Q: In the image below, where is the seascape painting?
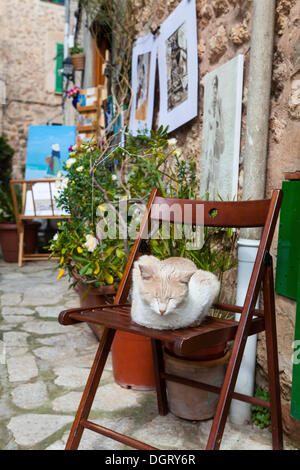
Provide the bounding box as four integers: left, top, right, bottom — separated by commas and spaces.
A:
200, 55, 244, 201
24, 125, 76, 180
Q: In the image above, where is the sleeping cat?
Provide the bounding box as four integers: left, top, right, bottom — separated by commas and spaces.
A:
131, 255, 220, 330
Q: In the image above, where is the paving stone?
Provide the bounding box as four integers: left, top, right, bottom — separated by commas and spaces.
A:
0, 293, 22, 306
1, 315, 35, 324
52, 383, 143, 413
7, 414, 73, 447
36, 326, 96, 349
133, 413, 199, 450
11, 382, 48, 409
35, 305, 65, 318
6, 347, 29, 358
20, 286, 65, 306
53, 365, 111, 388
0, 307, 34, 317
6, 354, 38, 382
47, 416, 133, 450
20, 319, 66, 335
3, 331, 29, 346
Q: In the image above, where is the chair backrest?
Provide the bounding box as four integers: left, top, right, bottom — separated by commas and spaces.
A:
114, 188, 283, 308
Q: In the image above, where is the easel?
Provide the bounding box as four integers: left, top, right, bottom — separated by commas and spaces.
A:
10, 179, 70, 267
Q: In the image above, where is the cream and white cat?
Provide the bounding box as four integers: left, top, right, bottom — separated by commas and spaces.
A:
131, 255, 220, 330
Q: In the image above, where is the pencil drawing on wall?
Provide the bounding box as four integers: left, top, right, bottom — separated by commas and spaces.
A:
200, 55, 244, 201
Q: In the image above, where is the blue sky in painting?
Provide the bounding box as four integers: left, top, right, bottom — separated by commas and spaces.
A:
25, 125, 76, 179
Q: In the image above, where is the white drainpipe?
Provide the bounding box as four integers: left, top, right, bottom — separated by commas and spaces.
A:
230, 239, 259, 424
229, 0, 276, 424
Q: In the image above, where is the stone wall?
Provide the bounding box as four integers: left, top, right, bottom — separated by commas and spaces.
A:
134, 0, 300, 446
0, 0, 65, 178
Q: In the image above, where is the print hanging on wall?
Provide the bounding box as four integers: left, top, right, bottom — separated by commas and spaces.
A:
200, 54, 244, 201
158, 0, 198, 133
129, 33, 157, 136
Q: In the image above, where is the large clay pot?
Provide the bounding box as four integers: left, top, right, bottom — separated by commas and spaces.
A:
111, 331, 156, 391
0, 221, 40, 262
164, 348, 230, 421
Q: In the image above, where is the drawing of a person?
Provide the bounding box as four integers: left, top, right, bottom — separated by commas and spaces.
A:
45, 144, 62, 177
204, 75, 225, 198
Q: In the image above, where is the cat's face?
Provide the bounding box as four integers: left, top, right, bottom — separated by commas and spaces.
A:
138, 264, 193, 316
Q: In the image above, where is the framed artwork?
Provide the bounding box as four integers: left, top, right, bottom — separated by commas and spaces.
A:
157, 0, 198, 133
200, 54, 244, 201
24, 125, 76, 180
129, 33, 157, 136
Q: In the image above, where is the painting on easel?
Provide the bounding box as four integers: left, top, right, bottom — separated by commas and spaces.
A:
24, 125, 76, 180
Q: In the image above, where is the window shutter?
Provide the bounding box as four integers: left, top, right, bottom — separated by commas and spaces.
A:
55, 43, 64, 94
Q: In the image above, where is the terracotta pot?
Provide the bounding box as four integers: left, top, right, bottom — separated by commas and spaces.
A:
112, 331, 156, 391
76, 281, 115, 308
75, 281, 115, 342
71, 53, 85, 71
164, 348, 230, 421
0, 221, 40, 263
165, 340, 227, 361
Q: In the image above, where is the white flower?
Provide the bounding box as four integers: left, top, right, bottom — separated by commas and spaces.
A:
167, 138, 177, 146
53, 233, 58, 241
83, 234, 98, 252
72, 144, 77, 151
76, 165, 84, 172
55, 177, 69, 191
173, 148, 182, 157
66, 158, 76, 168
57, 170, 63, 178
111, 174, 117, 181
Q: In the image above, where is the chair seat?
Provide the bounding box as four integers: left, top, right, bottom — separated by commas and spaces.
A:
59, 304, 265, 356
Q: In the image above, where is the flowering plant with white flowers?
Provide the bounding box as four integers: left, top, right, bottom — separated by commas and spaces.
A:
48, 128, 236, 291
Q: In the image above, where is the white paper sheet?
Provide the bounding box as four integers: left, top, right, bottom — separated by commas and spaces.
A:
24, 182, 69, 216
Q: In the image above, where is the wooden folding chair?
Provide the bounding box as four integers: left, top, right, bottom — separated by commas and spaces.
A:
59, 188, 283, 450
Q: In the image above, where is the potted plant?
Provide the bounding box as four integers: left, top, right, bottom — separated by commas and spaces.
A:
0, 137, 40, 262
49, 129, 238, 397
70, 43, 85, 71
66, 86, 81, 109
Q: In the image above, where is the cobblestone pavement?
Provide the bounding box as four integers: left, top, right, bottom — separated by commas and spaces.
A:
0, 260, 294, 450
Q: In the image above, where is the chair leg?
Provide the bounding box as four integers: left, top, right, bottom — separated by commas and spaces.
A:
65, 327, 116, 450
151, 339, 168, 416
263, 263, 283, 450
18, 223, 24, 267
206, 308, 255, 450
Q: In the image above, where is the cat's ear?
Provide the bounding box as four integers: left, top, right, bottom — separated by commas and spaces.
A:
180, 271, 194, 284
139, 264, 154, 280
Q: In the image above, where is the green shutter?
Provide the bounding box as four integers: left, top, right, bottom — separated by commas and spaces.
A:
275, 181, 300, 300
55, 43, 64, 94
275, 180, 300, 422
291, 272, 300, 423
